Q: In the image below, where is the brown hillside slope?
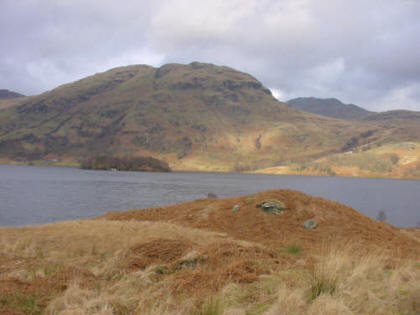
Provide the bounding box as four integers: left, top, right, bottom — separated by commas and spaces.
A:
0, 63, 418, 178
255, 111, 420, 179
0, 62, 388, 172
1, 190, 419, 314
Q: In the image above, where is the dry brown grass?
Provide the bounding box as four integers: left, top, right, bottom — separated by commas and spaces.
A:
255, 142, 420, 180
1, 190, 419, 314
266, 243, 420, 315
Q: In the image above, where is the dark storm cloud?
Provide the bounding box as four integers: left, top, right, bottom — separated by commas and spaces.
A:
1, 0, 419, 111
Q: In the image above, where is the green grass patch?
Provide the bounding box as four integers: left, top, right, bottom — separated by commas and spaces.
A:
155, 265, 171, 275
286, 244, 302, 254
0, 294, 41, 315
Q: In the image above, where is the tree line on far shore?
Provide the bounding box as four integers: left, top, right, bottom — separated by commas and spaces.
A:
80, 155, 171, 172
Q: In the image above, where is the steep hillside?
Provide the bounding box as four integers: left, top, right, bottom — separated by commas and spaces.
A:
0, 62, 366, 171
287, 97, 372, 120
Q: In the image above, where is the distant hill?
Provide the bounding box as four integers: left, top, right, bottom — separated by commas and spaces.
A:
0, 89, 24, 99
0, 62, 418, 178
363, 110, 420, 121
0, 90, 26, 110
287, 97, 373, 120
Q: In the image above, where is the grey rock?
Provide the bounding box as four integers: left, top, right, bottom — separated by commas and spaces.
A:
233, 205, 240, 212
256, 199, 286, 214
303, 219, 317, 229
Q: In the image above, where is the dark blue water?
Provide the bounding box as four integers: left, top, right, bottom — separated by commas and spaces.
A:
0, 164, 418, 227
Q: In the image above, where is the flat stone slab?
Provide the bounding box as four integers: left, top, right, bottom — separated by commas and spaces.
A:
256, 199, 286, 214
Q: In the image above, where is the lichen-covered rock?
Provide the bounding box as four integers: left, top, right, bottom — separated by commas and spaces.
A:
256, 199, 286, 214
233, 205, 240, 212
303, 219, 317, 229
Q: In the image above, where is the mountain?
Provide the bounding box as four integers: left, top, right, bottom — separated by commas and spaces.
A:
287, 97, 373, 120
0, 89, 24, 99
0, 62, 365, 170
363, 109, 420, 121
0, 62, 418, 178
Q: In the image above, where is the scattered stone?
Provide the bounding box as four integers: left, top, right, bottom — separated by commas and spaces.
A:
256, 199, 286, 214
207, 192, 218, 199
233, 205, 240, 212
303, 219, 317, 229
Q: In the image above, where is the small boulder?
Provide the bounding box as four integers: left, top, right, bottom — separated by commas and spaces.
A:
207, 192, 218, 199
233, 205, 240, 212
256, 199, 286, 214
303, 219, 317, 229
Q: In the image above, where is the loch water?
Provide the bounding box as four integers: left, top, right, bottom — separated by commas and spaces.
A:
0, 164, 418, 227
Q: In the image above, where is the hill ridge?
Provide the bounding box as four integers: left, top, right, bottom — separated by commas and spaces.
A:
287, 96, 373, 120
0, 89, 24, 99
0, 62, 418, 178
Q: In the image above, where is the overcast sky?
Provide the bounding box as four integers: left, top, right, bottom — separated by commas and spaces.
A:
1, 0, 419, 111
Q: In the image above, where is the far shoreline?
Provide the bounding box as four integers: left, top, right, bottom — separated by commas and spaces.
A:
0, 159, 419, 181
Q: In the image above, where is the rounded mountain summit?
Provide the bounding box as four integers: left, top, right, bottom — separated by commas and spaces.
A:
0, 62, 417, 174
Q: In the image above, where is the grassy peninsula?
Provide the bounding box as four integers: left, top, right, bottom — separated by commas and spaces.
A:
0, 190, 418, 314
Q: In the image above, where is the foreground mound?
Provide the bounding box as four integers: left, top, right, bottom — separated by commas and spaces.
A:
0, 190, 419, 314
101, 189, 419, 258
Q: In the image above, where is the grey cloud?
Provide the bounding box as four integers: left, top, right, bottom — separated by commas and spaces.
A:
0, 0, 419, 111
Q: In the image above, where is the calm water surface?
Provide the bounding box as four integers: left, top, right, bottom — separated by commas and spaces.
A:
0, 164, 418, 227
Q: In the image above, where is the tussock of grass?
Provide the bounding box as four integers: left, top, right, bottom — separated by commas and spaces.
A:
266, 243, 420, 315
197, 296, 224, 315
1, 227, 419, 314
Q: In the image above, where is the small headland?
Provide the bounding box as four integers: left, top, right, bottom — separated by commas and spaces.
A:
0, 190, 418, 314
